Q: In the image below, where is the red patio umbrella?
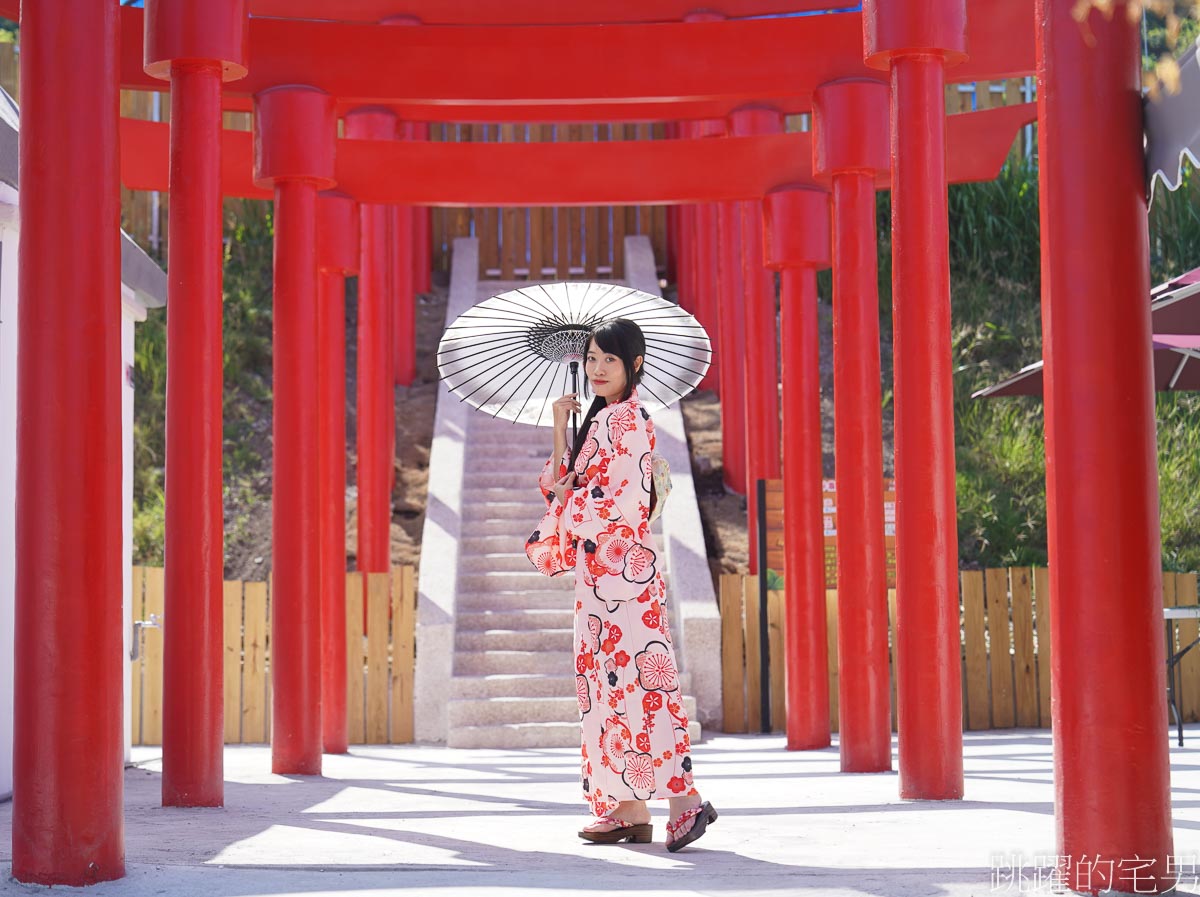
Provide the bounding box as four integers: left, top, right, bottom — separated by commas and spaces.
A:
973, 266, 1200, 398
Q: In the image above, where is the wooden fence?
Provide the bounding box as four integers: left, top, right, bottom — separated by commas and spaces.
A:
129, 565, 418, 745
720, 568, 1199, 734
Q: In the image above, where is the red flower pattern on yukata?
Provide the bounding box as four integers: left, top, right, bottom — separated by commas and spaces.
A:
523, 388, 698, 819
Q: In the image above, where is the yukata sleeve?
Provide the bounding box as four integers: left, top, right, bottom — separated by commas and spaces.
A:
526, 448, 576, 577
563, 407, 653, 546
563, 407, 658, 603
537, 448, 570, 508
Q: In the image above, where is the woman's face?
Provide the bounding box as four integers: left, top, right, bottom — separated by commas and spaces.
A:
586, 338, 641, 402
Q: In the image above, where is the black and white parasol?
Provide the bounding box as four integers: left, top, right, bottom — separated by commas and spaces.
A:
436, 281, 712, 433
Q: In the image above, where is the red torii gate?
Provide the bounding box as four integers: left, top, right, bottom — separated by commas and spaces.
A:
11, 1, 1173, 894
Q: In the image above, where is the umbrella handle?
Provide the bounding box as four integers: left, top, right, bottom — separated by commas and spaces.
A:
569, 360, 579, 445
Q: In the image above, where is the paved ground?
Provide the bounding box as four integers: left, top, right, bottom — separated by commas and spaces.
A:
1, 729, 1199, 896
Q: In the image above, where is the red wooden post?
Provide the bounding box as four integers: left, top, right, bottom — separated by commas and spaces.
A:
863, 0, 965, 800
392, 123, 416, 386
13, 0, 125, 884
345, 108, 398, 587
731, 106, 784, 575
144, 0, 248, 810
317, 191, 359, 755
813, 78, 893, 773
1038, 2, 1175, 891
763, 186, 832, 750
254, 85, 336, 775
692, 118, 724, 395
664, 122, 681, 281
716, 193, 748, 495
410, 122, 433, 296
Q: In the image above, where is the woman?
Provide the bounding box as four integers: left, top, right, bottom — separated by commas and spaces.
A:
525, 317, 718, 852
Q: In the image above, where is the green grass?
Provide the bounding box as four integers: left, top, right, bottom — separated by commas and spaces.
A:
131, 198, 276, 570
948, 158, 1200, 571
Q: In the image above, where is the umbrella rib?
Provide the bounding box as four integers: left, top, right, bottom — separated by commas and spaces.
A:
1169, 353, 1189, 390
588, 284, 640, 319
438, 336, 535, 367
598, 293, 668, 319
475, 351, 549, 412
463, 302, 546, 324
458, 349, 546, 403
521, 285, 574, 327
636, 377, 674, 407
644, 338, 713, 357
512, 354, 561, 425
440, 343, 533, 388
644, 375, 689, 402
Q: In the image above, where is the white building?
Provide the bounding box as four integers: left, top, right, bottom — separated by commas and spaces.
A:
0, 87, 167, 798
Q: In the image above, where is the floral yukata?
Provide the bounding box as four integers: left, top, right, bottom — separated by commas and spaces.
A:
525, 387, 699, 818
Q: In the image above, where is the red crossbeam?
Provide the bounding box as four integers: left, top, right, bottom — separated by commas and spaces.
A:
91, 3, 1034, 122
247, 0, 836, 25
119, 103, 1035, 204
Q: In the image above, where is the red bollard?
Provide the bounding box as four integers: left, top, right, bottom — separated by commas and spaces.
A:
317, 191, 359, 755
716, 197, 748, 495
345, 108, 399, 587
14, 0, 125, 883
863, 0, 965, 800
144, 0, 248, 810
763, 186, 832, 750
1038, 1, 1175, 891
731, 105, 785, 575
813, 78, 893, 773
254, 85, 337, 775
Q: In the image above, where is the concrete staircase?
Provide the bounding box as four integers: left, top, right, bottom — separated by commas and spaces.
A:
443, 283, 702, 749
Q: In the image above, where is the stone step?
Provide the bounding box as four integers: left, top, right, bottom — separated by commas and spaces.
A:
456, 608, 575, 631
456, 591, 575, 612
457, 552, 541, 574
455, 649, 575, 675
460, 502, 545, 521
458, 571, 561, 592
455, 628, 574, 653
451, 673, 575, 699
464, 472, 550, 489
447, 694, 702, 728
460, 519, 545, 538
448, 696, 580, 727
446, 719, 703, 750
446, 721, 580, 749
462, 487, 548, 504
460, 534, 547, 555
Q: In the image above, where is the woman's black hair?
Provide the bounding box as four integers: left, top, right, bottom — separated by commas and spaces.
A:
565, 317, 647, 476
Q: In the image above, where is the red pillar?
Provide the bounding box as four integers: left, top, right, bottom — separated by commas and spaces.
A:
716, 196, 748, 495
763, 187, 832, 750
693, 119, 723, 395
410, 122, 433, 296
863, 0, 964, 800
1038, 2, 1175, 891
677, 184, 696, 313
144, 0, 248, 810
813, 79, 893, 773
254, 85, 337, 775
664, 123, 681, 281
317, 191, 359, 755
392, 123, 416, 387
345, 108, 398, 583
731, 106, 784, 575
13, 0, 124, 884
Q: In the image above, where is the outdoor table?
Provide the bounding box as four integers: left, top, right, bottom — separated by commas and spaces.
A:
1164, 605, 1200, 746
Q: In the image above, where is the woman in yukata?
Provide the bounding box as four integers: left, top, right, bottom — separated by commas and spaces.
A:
524, 316, 718, 853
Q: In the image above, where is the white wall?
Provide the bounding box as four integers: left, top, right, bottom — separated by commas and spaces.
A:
0, 190, 145, 791
0, 192, 17, 798
121, 289, 142, 765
